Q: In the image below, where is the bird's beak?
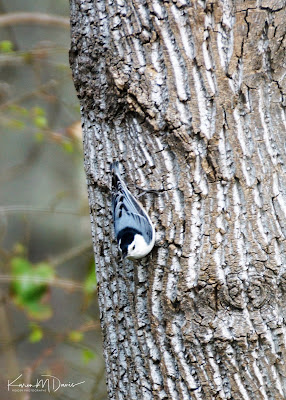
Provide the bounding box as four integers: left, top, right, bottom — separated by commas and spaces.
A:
122, 249, 127, 259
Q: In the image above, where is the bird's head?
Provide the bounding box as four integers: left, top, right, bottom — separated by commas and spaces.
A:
121, 234, 151, 259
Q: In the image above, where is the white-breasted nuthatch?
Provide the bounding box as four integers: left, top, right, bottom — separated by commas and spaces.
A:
111, 161, 155, 259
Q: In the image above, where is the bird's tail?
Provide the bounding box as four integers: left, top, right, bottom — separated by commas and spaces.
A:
111, 161, 124, 192
111, 161, 121, 176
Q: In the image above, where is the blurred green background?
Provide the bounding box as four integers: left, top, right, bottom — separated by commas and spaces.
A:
0, 1, 106, 399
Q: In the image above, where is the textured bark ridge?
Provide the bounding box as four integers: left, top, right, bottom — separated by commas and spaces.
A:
70, 0, 286, 399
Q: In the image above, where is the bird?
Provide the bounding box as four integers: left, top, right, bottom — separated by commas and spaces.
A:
111, 161, 155, 259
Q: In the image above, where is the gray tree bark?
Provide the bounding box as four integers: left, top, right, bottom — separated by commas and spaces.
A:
69, 0, 286, 399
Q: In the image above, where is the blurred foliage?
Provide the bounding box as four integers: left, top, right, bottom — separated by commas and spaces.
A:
29, 323, 44, 343
0, 39, 14, 52
11, 256, 54, 320
84, 266, 97, 296
0, 1, 106, 399
82, 348, 96, 365
68, 330, 84, 343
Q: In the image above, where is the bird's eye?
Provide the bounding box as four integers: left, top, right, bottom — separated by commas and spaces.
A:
132, 245, 135, 250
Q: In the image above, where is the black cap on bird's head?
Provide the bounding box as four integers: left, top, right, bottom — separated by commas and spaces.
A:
118, 228, 139, 259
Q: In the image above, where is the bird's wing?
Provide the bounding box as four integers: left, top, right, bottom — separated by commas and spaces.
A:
111, 163, 147, 217
111, 162, 153, 243
112, 192, 153, 242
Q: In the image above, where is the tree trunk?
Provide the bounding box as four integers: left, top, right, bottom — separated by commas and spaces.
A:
69, 0, 286, 399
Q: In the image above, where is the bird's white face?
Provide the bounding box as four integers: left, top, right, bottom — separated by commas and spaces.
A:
126, 234, 154, 259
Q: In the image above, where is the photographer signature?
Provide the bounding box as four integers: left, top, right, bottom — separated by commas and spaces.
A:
8, 374, 85, 393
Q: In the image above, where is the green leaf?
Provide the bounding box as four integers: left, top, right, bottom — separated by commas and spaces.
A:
11, 258, 54, 320
11, 257, 32, 280
81, 348, 95, 364
34, 262, 55, 280
68, 330, 84, 343
6, 119, 25, 129
29, 324, 43, 343
7, 105, 29, 116
0, 40, 13, 53
11, 258, 54, 303
33, 115, 48, 129
83, 269, 97, 295
62, 140, 74, 153
25, 302, 52, 321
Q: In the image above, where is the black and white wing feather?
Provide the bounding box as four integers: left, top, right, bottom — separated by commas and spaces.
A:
111, 162, 154, 245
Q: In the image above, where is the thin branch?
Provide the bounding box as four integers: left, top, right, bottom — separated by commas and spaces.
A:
29, 345, 56, 374
78, 321, 100, 332
0, 12, 69, 28
0, 275, 85, 291
0, 205, 84, 216
49, 239, 92, 268
0, 79, 58, 111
